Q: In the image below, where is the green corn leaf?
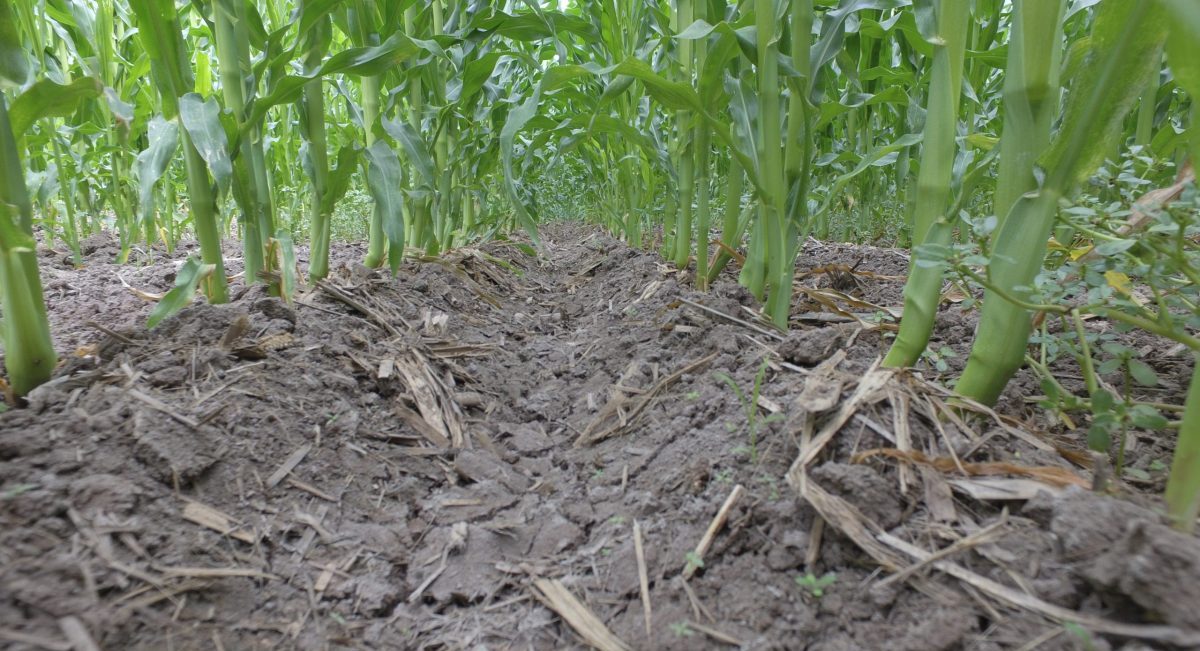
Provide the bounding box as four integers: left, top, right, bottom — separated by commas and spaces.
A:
812, 0, 910, 81
725, 73, 759, 176
9, 78, 104, 135
147, 257, 215, 329
816, 133, 923, 217
597, 75, 636, 109
178, 93, 233, 197
1164, 3, 1200, 164
295, 0, 344, 38
382, 116, 436, 189
500, 87, 543, 244
912, 0, 938, 42
0, 203, 36, 253
815, 86, 910, 130
454, 51, 503, 104
133, 116, 180, 222
363, 140, 406, 273
320, 145, 358, 217
608, 59, 702, 112
1158, 0, 1200, 41
1041, 0, 1170, 185
0, 0, 29, 87
470, 10, 597, 42
247, 32, 421, 127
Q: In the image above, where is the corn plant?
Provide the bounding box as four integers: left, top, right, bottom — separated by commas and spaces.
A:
0, 75, 57, 398
883, 0, 969, 367
956, 0, 1170, 404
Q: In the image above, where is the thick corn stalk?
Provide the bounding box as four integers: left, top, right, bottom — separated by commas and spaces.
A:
671, 0, 695, 270
0, 96, 57, 397
131, 0, 228, 303
883, 0, 969, 367
303, 16, 333, 282
1167, 361, 1200, 531
956, 0, 1169, 404
1151, 0, 1200, 531
992, 0, 1066, 229
213, 0, 275, 288
756, 0, 791, 328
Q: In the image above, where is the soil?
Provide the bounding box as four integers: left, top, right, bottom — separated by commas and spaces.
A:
2, 223, 1198, 651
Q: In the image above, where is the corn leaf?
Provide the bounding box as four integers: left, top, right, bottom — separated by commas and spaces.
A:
0, 0, 28, 87
147, 257, 214, 329
9, 78, 103, 135
178, 93, 233, 197
363, 140, 406, 273
133, 116, 180, 222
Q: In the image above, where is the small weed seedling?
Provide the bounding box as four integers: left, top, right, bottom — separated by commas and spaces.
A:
684, 551, 705, 575
796, 572, 837, 598
1063, 623, 1099, 651
670, 621, 694, 638
758, 474, 781, 501
921, 344, 957, 373
714, 358, 785, 463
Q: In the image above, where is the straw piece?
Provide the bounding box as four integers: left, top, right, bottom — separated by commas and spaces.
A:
531, 578, 631, 651
633, 520, 652, 638
683, 484, 745, 579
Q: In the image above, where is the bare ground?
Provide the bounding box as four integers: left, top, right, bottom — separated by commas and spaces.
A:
1, 223, 1198, 651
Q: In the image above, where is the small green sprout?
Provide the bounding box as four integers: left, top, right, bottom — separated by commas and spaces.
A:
795, 572, 837, 598
714, 358, 783, 464
670, 621, 694, 637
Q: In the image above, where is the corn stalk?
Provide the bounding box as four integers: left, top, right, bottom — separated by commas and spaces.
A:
883, 0, 969, 366
956, 0, 1170, 404
131, 0, 228, 303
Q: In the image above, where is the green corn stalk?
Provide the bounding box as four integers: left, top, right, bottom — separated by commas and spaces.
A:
354, 0, 389, 269
131, 0, 228, 303
671, 0, 695, 270
757, 0, 800, 328
993, 0, 1067, 231
883, 0, 969, 367
303, 15, 333, 282
404, 6, 432, 254
0, 94, 57, 398
956, 0, 1169, 405
212, 0, 275, 288
708, 155, 745, 283
0, 0, 55, 397
94, 0, 136, 260
691, 0, 712, 288
785, 0, 814, 239
50, 129, 81, 264
1168, 360, 1200, 532
431, 0, 452, 254
1148, 0, 1199, 531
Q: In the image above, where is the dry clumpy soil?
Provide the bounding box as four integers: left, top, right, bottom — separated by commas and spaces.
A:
2, 223, 1199, 651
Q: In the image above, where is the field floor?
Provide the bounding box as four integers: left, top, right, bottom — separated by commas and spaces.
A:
2, 222, 1199, 650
